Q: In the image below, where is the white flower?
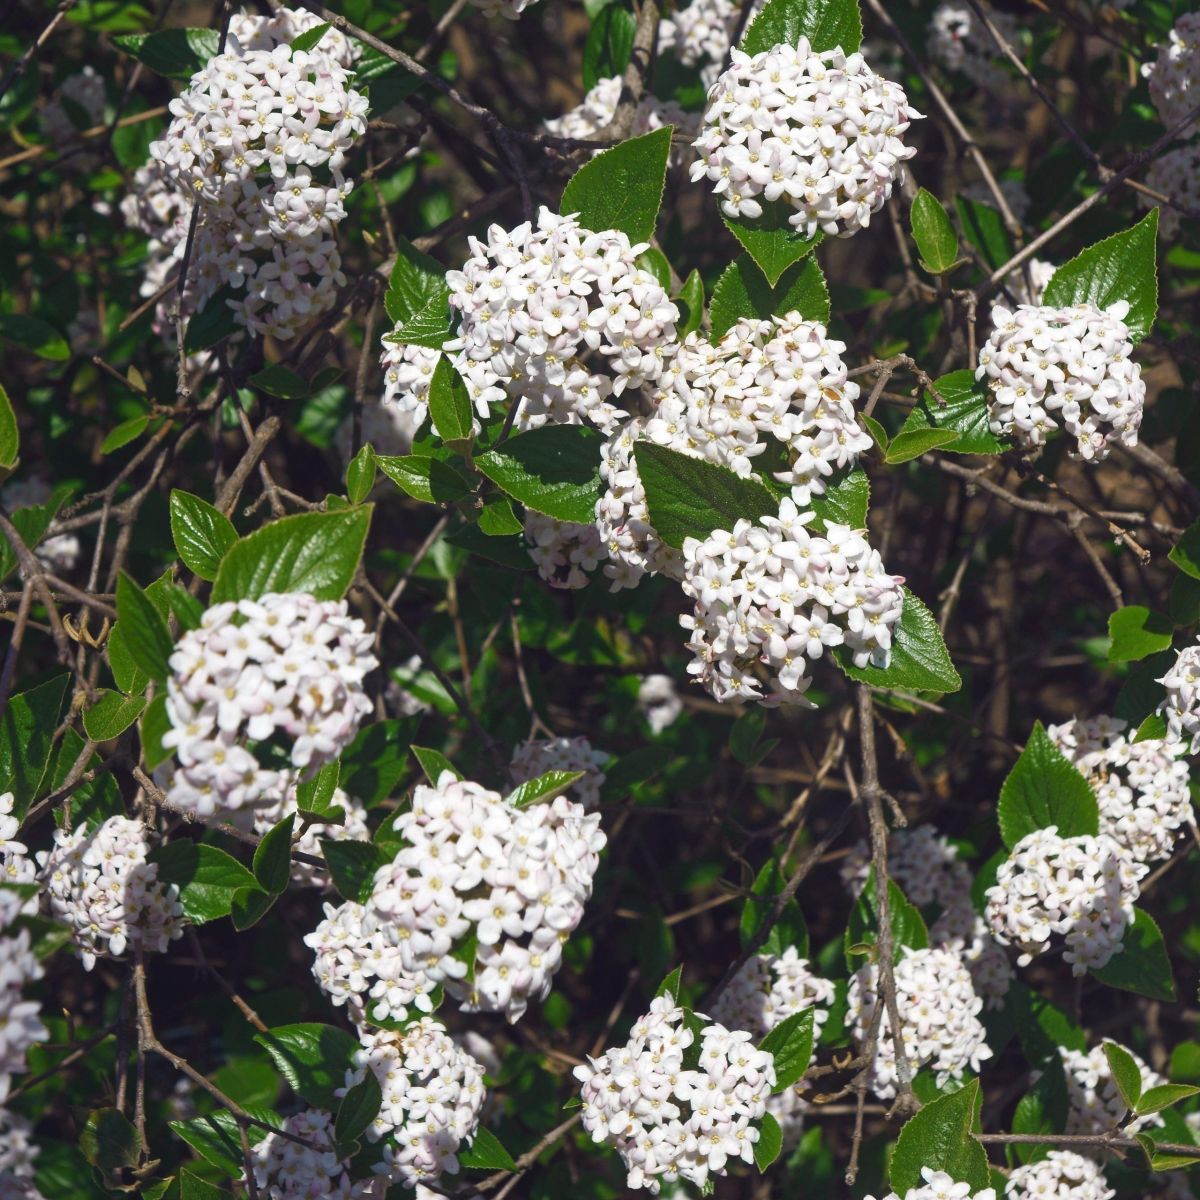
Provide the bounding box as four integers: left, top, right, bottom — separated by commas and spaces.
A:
929, 4, 1023, 95
39, 67, 106, 160
37, 815, 185, 972
866, 1168, 996, 1200
252, 785, 370, 890
659, 0, 765, 88
0, 1110, 42, 1192
576, 1000, 775, 1193
984, 826, 1146, 973
0, 892, 48, 1104
1061, 1042, 1166, 1136
849, 947, 992, 1100
1006, 1150, 1114, 1200
690, 38, 921, 239
227, 7, 360, 67
245, 1109, 370, 1199
1159, 640, 1200, 753
637, 674, 683, 735
0, 793, 36, 892
977, 299, 1146, 461
510, 736, 610, 810
1142, 143, 1200, 240
544, 75, 699, 151
1142, 14, 1200, 130
523, 513, 607, 589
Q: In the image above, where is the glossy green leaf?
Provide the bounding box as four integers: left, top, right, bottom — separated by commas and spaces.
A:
320, 838, 386, 904
147, 841, 258, 924
376, 454, 473, 503
385, 237, 450, 330
80, 1108, 140, 1172
721, 201, 822, 288
82, 689, 146, 742
898, 371, 1005, 455
1136, 1083, 1200, 1117
427, 357, 473, 445
911, 189, 961, 273
230, 887, 276, 931
955, 195, 1014, 272
677, 269, 705, 339
741, 0, 864, 54
709, 253, 829, 340
170, 489, 238, 581
506, 769, 585, 808
476, 425, 604, 524
1090, 908, 1176, 1001
582, 4, 636, 90
412, 745, 463, 784
169, 1109, 277, 1178
809, 467, 869, 530
183, 285, 240, 354
0, 314, 70, 360
334, 1071, 382, 1148
248, 365, 309, 400
884, 427, 960, 464
459, 1127, 518, 1171
0, 384, 17, 469
1103, 1041, 1145, 1110
1169, 519, 1200, 581
1, 676, 70, 815
753, 1111, 783, 1171
254, 1024, 358, 1109
891, 1080, 989, 1193
560, 127, 673, 242
345, 444, 376, 505
997, 721, 1099, 849
290, 21, 330, 51
115, 572, 174, 684
254, 815, 295, 895
1108, 606, 1173, 663
112, 28, 219, 77
759, 1009, 815, 1092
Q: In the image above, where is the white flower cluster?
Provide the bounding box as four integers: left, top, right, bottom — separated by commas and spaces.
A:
227, 7, 360, 67
690, 39, 921, 238
37, 816, 184, 971
1143, 143, 1200, 239
659, 0, 763, 88
544, 75, 699, 151
1142, 14, 1200, 130
510, 736, 610, 810
523, 512, 606, 589
1006, 1150, 1114, 1200
929, 3, 1021, 94
334, 401, 419, 465
1009, 259, 1056, 307
1061, 1042, 1165, 1135
39, 67, 105, 151
866, 1167, 996, 1200
0, 1109, 44, 1200
840, 824, 1012, 1006
162, 592, 377, 820
343, 1019, 485, 1189
368, 770, 606, 1022
251, 787, 370, 890
0, 794, 35, 890
638, 674, 684, 734
245, 1108, 368, 1199
977, 300, 1146, 461
1158, 639, 1200, 753
680, 498, 905, 705
1048, 715, 1193, 865
575, 997, 775, 1193
848, 947, 992, 1099
984, 826, 1146, 973
0, 877, 47, 1106
1, 480, 80, 575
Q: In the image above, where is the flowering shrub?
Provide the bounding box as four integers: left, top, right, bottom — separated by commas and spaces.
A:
3, 1, 1200, 1198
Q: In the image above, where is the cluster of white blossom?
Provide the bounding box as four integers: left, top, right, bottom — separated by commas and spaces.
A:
638, 674, 684, 734
848, 947, 992, 1099
575, 997, 775, 1193
39, 67, 105, 153
1006, 1150, 1114, 1200
251, 787, 370, 890
368, 770, 606, 1021
344, 1019, 485, 1189
929, 3, 1021, 94
1, 479, 80, 575
1143, 143, 1200, 239
659, 0, 763, 88
227, 7, 360, 67
544, 75, 699, 149
1048, 715, 1193, 865
1158, 639, 1200, 753
690, 39, 921, 238
37, 816, 184, 972
0, 1110, 45, 1200
510, 735, 610, 810
1009, 259, 1056, 307
679, 498, 905, 705
334, 401, 419, 464
984, 826, 1146, 973
840, 824, 1012, 1005
977, 300, 1146, 461
0, 794, 36, 890
866, 1168, 996, 1200
1061, 1042, 1165, 1135
245, 1108, 367, 1199
1142, 14, 1200, 130
523, 512, 606, 589
0, 868, 47, 1107
162, 593, 376, 820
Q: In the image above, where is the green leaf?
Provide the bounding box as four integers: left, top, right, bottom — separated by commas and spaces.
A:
845, 870, 929, 967
910, 189, 961, 274
100, 415, 152, 455
0, 383, 17, 469
412, 745, 462, 784
1004, 980, 1087, 1063
890, 1079, 989, 1193
253, 815, 295, 895
1, 676, 70, 815
1103, 1041, 1144, 1111
1169, 519, 1200, 581
334, 1071, 382, 1148
1108, 606, 1173, 663
112, 28, 219, 78
632, 441, 779, 549
754, 1111, 783, 1171
740, 859, 808, 957
140, 694, 172, 770
898, 370, 1006, 456
884, 427, 960, 464
1136, 1131, 1200, 1173
444, 523, 534, 570
1011, 1056, 1068, 1163
722, 201, 822, 288
345, 444, 376, 505
459, 1127, 518, 1172
376, 453, 473, 503
477, 498, 524, 536
290, 21, 329, 51
339, 718, 421, 807
170, 489, 238, 581
183, 285, 240, 355
582, 3, 636, 90
82, 690, 147, 742
741, 0, 864, 54
0, 314, 69, 360
427, 357, 473, 445
997, 721, 1099, 849
1134, 713, 1169, 743
833, 588, 961, 694
677, 269, 705, 339
0, 492, 67, 583
320, 838, 385, 905
1136, 1083, 1200, 1117
655, 965, 683, 1000
385, 237, 450, 329
254, 1024, 358, 1109
80, 1108, 140, 1172
115, 572, 174, 684
809, 467, 869, 530
1090, 908, 1175, 1001
1042, 210, 1159, 343
211, 507, 372, 603
709, 253, 830, 340
506, 769, 585, 808
955, 195, 1014, 272
759, 1009, 815, 1092
147, 841, 258, 924
560, 127, 672, 242
476, 425, 604, 524
169, 1109, 277, 1179
382, 300, 452, 350
295, 762, 341, 818
248, 365, 310, 400
230, 887, 276, 931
